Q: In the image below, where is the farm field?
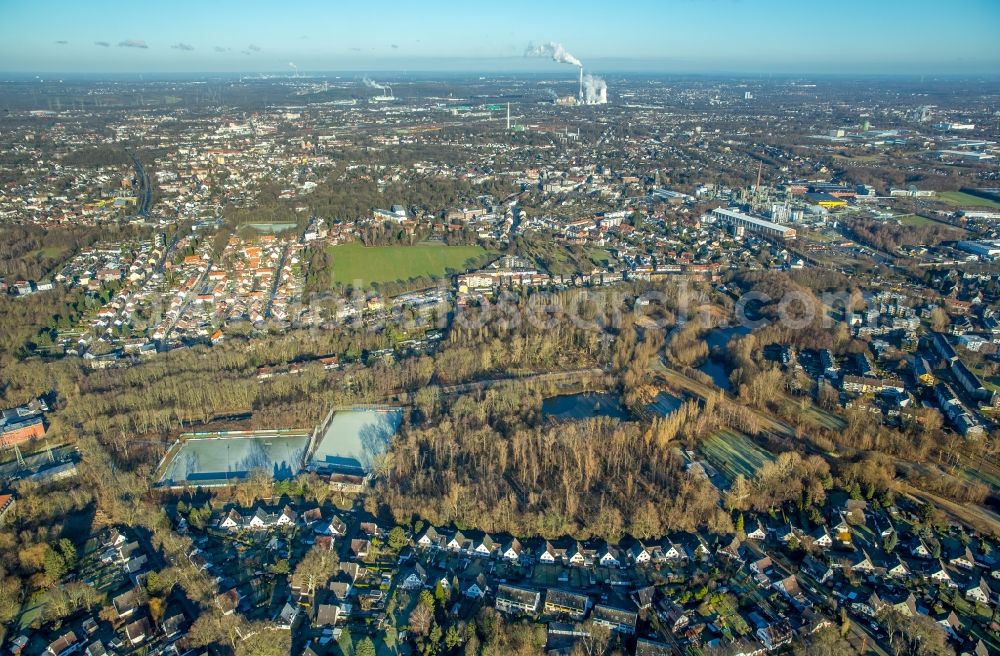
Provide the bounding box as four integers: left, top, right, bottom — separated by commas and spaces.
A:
700, 429, 775, 482
328, 242, 489, 287
935, 191, 1000, 210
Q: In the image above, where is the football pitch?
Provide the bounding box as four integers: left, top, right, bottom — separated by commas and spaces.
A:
328, 242, 489, 286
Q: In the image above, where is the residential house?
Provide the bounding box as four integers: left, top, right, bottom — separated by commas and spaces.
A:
775, 524, 797, 545
538, 541, 560, 564
886, 554, 910, 579
112, 588, 141, 620
125, 617, 153, 645
501, 538, 523, 562
566, 542, 589, 567
632, 586, 655, 611
745, 521, 767, 541
464, 574, 488, 599
316, 604, 340, 627
810, 525, 833, 550
756, 620, 793, 650
276, 601, 302, 630
83, 641, 107, 656
0, 493, 15, 525
717, 536, 743, 562
473, 534, 497, 558
964, 578, 993, 606
318, 515, 347, 537
162, 613, 185, 639
45, 631, 80, 656
219, 509, 243, 531
929, 560, 957, 588
350, 539, 371, 559
656, 599, 690, 634
948, 543, 977, 571
801, 554, 833, 584
591, 604, 638, 634
544, 589, 590, 620
401, 563, 428, 590
846, 549, 876, 575
276, 505, 297, 527
750, 556, 773, 587
774, 575, 807, 606
910, 538, 932, 559
598, 545, 621, 567
302, 507, 323, 526
961, 639, 990, 656
495, 584, 541, 616
447, 531, 469, 553
247, 507, 274, 530
216, 588, 241, 615
359, 522, 381, 538
417, 526, 443, 548
635, 638, 673, 656
660, 539, 685, 561
933, 610, 962, 640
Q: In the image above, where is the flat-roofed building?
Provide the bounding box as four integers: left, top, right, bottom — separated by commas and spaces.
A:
957, 240, 1000, 259
711, 208, 796, 240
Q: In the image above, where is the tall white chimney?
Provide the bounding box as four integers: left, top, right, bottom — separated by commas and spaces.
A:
579, 67, 584, 103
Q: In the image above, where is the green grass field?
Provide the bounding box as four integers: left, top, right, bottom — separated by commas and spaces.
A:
700, 429, 775, 481
896, 214, 939, 227
935, 191, 1000, 210
30, 246, 69, 259
328, 242, 489, 286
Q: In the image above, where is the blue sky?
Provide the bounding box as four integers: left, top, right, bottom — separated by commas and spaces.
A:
1, 0, 998, 74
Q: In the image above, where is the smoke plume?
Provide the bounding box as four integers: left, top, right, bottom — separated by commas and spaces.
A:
362, 76, 386, 92
583, 74, 608, 105
525, 42, 582, 68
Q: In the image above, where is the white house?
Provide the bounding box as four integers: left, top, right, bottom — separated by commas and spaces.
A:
447, 531, 468, 552
599, 547, 621, 567
474, 535, 496, 557
629, 542, 651, 564
276, 506, 297, 527
886, 555, 910, 578
501, 539, 523, 562
811, 526, 833, 549
929, 561, 957, 588
416, 527, 442, 548
219, 510, 243, 531
964, 578, 992, 606
247, 508, 274, 529
401, 564, 427, 590
319, 515, 347, 537
745, 522, 767, 541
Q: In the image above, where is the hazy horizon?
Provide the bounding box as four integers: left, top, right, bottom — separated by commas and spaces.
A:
2, 0, 998, 76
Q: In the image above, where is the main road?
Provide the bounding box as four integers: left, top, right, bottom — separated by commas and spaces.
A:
124, 146, 153, 217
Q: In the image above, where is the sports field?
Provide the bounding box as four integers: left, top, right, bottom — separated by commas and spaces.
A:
328, 242, 489, 286
157, 432, 310, 487
935, 191, 1000, 210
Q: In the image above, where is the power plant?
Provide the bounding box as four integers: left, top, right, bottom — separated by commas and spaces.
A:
363, 76, 395, 102
526, 41, 608, 106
